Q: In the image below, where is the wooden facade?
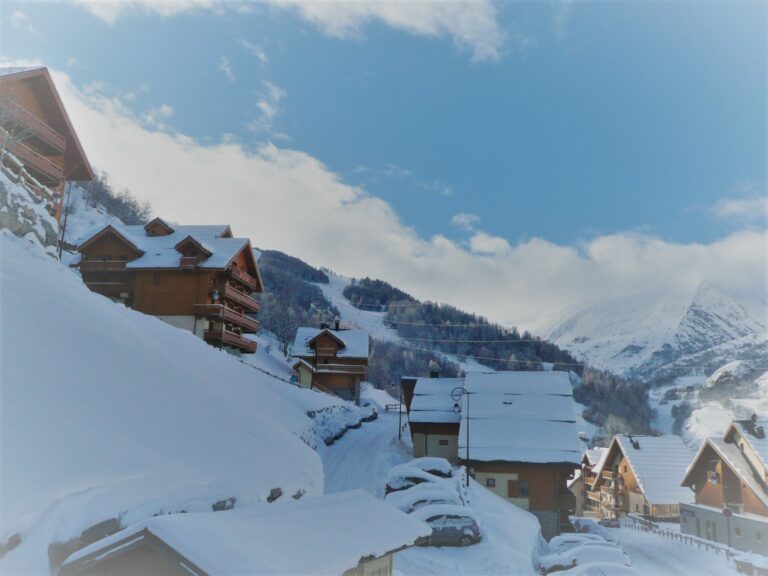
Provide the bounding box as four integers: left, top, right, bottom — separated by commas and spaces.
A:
680, 417, 768, 553
0, 67, 94, 221
77, 219, 263, 354
292, 326, 369, 403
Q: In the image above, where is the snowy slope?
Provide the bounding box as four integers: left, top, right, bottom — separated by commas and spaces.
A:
60, 184, 124, 247
531, 282, 767, 378
0, 232, 359, 574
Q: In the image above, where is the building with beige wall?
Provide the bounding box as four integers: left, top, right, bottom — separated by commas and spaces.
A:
59, 490, 430, 576
404, 376, 463, 463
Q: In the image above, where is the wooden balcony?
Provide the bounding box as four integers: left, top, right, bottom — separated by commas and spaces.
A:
7, 141, 63, 182
83, 281, 131, 297
602, 470, 618, 479
204, 329, 257, 353
79, 260, 130, 271
219, 283, 260, 313
8, 103, 66, 152
195, 304, 260, 333
314, 363, 367, 375
228, 266, 258, 291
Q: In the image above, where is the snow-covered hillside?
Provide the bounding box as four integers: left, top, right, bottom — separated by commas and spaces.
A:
0, 231, 360, 574
532, 282, 767, 379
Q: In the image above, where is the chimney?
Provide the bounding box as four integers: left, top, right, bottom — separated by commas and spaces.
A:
757, 426, 765, 440
334, 318, 340, 331
320, 322, 330, 330
428, 359, 440, 379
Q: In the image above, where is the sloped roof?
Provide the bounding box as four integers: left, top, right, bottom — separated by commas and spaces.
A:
62, 490, 430, 575
585, 447, 608, 467
682, 437, 768, 509
291, 327, 369, 359
409, 377, 464, 424
603, 435, 695, 505
0, 66, 94, 181
77, 223, 257, 276
730, 418, 768, 466
459, 371, 581, 465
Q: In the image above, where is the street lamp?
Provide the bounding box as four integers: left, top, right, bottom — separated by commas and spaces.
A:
452, 386, 470, 487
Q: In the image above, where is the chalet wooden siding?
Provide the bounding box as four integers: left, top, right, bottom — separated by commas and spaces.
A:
77, 222, 261, 354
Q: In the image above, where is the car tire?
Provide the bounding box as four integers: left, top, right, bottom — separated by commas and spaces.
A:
460, 535, 474, 547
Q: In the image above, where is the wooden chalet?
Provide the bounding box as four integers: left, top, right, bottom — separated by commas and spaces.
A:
291, 322, 369, 403
404, 370, 582, 539
76, 218, 263, 354
680, 415, 768, 554
569, 448, 607, 517
587, 434, 694, 521
0, 67, 94, 221
59, 490, 431, 576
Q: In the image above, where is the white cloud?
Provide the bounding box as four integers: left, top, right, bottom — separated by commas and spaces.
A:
218, 55, 235, 82
469, 231, 511, 255
712, 195, 768, 224
50, 70, 767, 329
238, 39, 268, 64
248, 81, 287, 136
10, 11, 40, 36
451, 212, 481, 231
74, 0, 505, 62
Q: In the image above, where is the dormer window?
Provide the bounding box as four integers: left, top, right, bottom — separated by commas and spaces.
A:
144, 217, 175, 237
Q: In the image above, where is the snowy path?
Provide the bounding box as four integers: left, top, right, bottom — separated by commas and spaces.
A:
613, 526, 740, 576
321, 412, 411, 497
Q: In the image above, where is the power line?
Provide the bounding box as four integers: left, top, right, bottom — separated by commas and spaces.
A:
385, 319, 514, 328
401, 336, 550, 344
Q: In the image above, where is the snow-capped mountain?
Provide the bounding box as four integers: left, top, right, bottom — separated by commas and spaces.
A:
532, 282, 767, 380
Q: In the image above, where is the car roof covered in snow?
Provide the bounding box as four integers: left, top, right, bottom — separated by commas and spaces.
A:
409, 504, 478, 522
62, 490, 430, 575
595, 435, 695, 505
77, 222, 254, 272
291, 327, 369, 359
384, 484, 462, 509
458, 371, 582, 465
408, 377, 464, 424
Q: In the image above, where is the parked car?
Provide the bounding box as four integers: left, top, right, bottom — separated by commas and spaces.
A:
571, 518, 620, 544
547, 533, 611, 554
557, 562, 640, 576
385, 483, 463, 513
538, 544, 630, 574
385, 464, 450, 494
599, 518, 620, 528
409, 504, 482, 547
408, 457, 454, 478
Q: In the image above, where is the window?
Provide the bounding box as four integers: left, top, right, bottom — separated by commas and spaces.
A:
623, 465, 628, 473
757, 532, 762, 542
439, 439, 449, 446
153, 274, 161, 285
486, 478, 496, 488
519, 480, 529, 498
735, 527, 741, 537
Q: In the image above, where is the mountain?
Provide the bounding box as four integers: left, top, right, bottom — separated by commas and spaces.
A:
532, 282, 767, 381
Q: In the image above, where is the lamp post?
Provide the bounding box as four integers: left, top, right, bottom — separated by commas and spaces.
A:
452, 386, 470, 487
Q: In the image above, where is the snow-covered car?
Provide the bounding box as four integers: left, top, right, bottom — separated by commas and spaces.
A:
384, 483, 463, 513
385, 464, 451, 494
538, 544, 630, 574
557, 562, 640, 576
409, 504, 482, 547
599, 518, 620, 528
571, 518, 620, 543
408, 456, 454, 478
547, 533, 611, 554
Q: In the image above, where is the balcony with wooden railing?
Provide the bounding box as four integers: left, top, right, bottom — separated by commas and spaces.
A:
219, 283, 260, 313
204, 329, 257, 353
7, 141, 63, 182
195, 304, 260, 333
228, 266, 258, 291
7, 103, 66, 152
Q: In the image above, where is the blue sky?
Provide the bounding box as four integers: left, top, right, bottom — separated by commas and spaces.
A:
2, 1, 766, 323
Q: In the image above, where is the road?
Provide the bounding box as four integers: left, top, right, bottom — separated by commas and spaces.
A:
320, 412, 411, 496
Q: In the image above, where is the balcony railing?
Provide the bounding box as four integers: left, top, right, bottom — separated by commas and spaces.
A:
314, 363, 367, 375
79, 260, 130, 271
219, 283, 260, 313
7, 141, 63, 182
195, 304, 260, 333
8, 104, 66, 152
602, 470, 618, 479
204, 329, 257, 353
228, 266, 258, 291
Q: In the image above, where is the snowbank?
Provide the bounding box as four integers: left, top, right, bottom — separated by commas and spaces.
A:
0, 233, 354, 574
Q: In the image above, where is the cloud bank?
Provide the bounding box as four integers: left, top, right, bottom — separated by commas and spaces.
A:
52, 71, 766, 329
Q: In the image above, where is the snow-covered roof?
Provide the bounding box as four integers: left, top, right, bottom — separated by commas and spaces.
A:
602, 435, 695, 505
408, 377, 464, 424
62, 490, 430, 575
585, 448, 608, 467
77, 223, 252, 271
459, 371, 582, 465
730, 418, 768, 467
291, 327, 370, 359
